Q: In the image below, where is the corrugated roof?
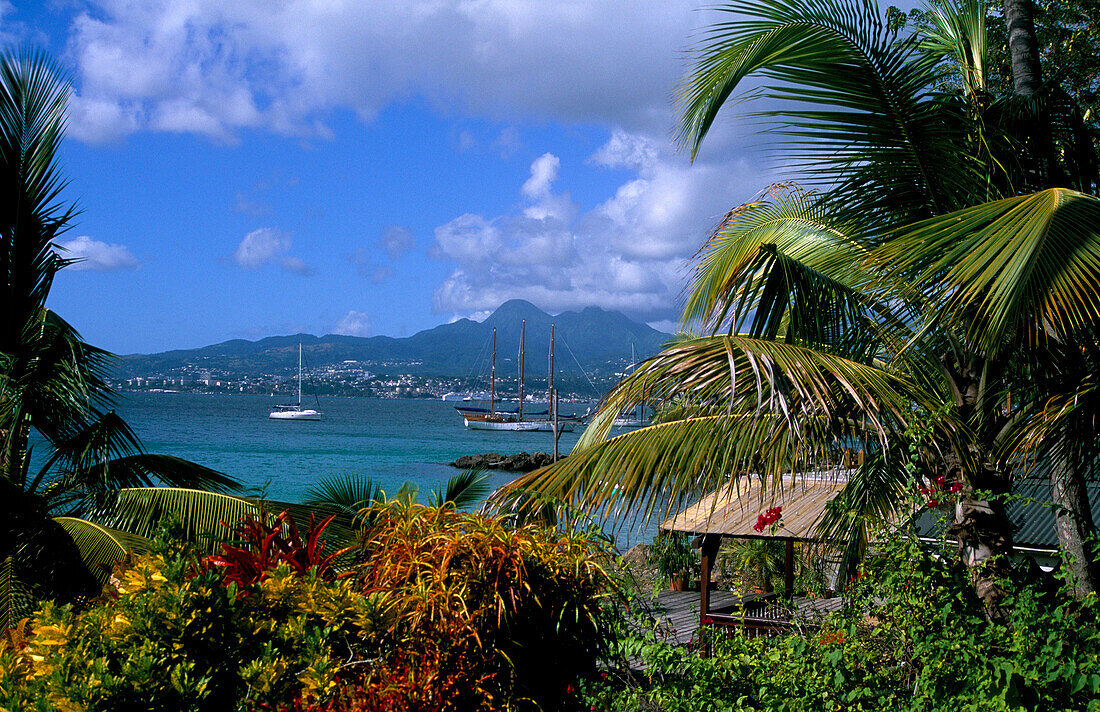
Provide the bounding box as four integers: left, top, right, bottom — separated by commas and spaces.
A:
660, 475, 848, 541
915, 477, 1100, 551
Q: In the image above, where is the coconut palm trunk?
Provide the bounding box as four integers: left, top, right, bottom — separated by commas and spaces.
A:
1002, 0, 1042, 96
1050, 448, 1100, 597
940, 354, 1016, 614
1002, 0, 1063, 187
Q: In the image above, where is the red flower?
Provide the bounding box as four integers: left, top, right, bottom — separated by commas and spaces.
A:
753, 506, 783, 532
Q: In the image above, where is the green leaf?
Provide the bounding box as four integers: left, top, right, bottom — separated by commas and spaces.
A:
53, 516, 148, 584
874, 189, 1100, 352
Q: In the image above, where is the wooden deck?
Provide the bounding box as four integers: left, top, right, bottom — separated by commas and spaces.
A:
644, 589, 846, 645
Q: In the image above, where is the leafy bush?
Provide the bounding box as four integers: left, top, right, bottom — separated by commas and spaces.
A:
589, 534, 1100, 712
351, 502, 615, 711
0, 504, 616, 711
648, 532, 698, 583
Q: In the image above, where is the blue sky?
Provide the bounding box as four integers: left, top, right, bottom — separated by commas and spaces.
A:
3, 0, 785, 354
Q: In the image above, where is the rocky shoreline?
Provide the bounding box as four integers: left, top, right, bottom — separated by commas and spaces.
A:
449, 451, 560, 472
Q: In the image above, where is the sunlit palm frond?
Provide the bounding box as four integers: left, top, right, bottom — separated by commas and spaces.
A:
874, 189, 1100, 352
53, 516, 147, 584
518, 335, 924, 525
682, 184, 877, 333
100, 487, 261, 553
576, 334, 916, 452
916, 0, 988, 98
515, 412, 873, 528
677, 0, 977, 226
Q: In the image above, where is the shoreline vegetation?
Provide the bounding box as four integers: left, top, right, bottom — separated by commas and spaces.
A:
5, 0, 1100, 708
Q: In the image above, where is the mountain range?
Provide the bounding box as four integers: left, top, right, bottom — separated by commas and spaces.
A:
114, 300, 673, 379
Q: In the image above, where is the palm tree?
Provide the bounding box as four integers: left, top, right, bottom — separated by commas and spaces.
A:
511, 0, 1100, 607
0, 48, 258, 627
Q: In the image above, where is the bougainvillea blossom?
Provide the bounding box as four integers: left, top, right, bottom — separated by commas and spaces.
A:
753, 506, 783, 533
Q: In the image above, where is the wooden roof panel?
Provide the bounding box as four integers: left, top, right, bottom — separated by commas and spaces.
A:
660, 476, 848, 541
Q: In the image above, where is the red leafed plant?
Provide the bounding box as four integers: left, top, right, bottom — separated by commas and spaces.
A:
202, 510, 353, 588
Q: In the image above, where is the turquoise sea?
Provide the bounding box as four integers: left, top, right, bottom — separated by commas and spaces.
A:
105, 393, 652, 549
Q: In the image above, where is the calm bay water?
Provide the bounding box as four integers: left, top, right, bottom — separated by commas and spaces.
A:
107, 393, 653, 548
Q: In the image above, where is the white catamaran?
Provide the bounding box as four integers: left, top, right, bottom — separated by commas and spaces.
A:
269, 343, 322, 421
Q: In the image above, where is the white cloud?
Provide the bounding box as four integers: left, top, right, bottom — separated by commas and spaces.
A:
430, 130, 772, 323
589, 128, 659, 170
60, 0, 712, 144
493, 127, 521, 158
233, 227, 290, 268
280, 256, 313, 276
522, 153, 559, 200
56, 235, 139, 271
232, 227, 311, 274
379, 225, 414, 260
334, 310, 371, 337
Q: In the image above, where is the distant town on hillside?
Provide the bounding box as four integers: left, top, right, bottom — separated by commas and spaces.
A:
111, 300, 673, 400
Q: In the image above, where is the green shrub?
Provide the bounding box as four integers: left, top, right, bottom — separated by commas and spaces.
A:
588, 534, 1100, 712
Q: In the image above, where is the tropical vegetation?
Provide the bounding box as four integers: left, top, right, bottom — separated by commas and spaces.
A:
0, 503, 615, 712
0, 47, 262, 630
588, 531, 1100, 712
514, 0, 1100, 609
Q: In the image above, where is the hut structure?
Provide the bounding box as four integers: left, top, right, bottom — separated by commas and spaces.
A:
660, 474, 849, 636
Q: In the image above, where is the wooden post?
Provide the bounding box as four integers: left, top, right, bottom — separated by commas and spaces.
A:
698, 534, 722, 622
783, 539, 795, 599
551, 388, 559, 462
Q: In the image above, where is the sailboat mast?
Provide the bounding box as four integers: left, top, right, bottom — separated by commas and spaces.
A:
519, 319, 525, 421
490, 328, 496, 416
549, 323, 555, 394
631, 343, 638, 421
298, 343, 303, 406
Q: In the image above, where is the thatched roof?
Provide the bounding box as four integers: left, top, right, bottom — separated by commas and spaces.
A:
660, 475, 848, 541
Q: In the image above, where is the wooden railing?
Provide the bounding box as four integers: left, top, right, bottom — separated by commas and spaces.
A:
704, 595, 822, 640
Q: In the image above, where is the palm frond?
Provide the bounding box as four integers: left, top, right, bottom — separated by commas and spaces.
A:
99, 487, 261, 553
682, 184, 876, 333
0, 554, 33, 631
576, 334, 917, 453
0, 48, 76, 355
677, 0, 979, 227
429, 469, 492, 509
916, 0, 988, 98
873, 189, 1100, 352
815, 448, 914, 586
53, 516, 148, 584
305, 472, 386, 513
513, 413, 867, 528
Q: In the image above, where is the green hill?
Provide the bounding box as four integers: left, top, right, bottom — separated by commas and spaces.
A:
113, 300, 672, 379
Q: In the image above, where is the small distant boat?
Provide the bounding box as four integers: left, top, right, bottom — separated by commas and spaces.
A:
442, 391, 491, 401
270, 344, 322, 421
